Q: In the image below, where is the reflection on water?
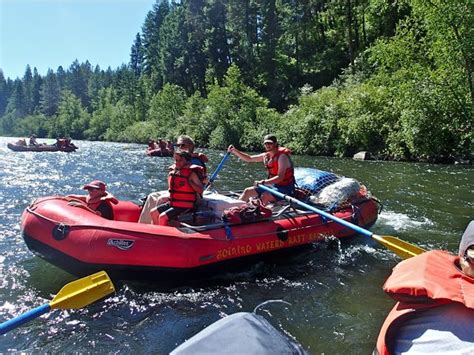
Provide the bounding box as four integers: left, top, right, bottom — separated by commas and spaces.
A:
0, 137, 472, 353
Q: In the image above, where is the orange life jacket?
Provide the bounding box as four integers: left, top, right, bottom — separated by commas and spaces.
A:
375, 250, 474, 355
191, 153, 208, 182
263, 147, 295, 187
168, 164, 204, 209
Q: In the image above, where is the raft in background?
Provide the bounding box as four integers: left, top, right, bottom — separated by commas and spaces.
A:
20, 168, 380, 281
7, 142, 78, 152
146, 148, 174, 157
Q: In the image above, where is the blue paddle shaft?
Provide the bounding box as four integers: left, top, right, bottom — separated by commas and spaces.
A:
258, 184, 373, 238
0, 303, 51, 335
207, 152, 231, 185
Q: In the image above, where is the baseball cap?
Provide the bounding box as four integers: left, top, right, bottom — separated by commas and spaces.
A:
458, 220, 474, 260
83, 180, 106, 191
263, 134, 277, 144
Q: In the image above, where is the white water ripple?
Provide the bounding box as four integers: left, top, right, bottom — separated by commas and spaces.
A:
378, 210, 434, 231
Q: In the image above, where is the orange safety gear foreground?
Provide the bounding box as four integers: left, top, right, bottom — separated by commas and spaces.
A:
264, 147, 294, 187
168, 164, 204, 209
375, 250, 474, 355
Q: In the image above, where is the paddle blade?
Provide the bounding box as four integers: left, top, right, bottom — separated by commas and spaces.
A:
372, 234, 426, 259
50, 271, 115, 309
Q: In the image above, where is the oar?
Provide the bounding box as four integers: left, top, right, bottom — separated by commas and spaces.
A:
258, 184, 425, 259
205, 152, 231, 189
0, 271, 115, 335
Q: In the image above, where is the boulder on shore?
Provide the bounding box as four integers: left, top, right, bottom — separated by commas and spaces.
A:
353, 151, 371, 161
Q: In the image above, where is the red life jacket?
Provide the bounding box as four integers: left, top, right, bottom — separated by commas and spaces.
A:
168, 163, 204, 209
86, 192, 119, 210
375, 250, 474, 355
263, 147, 295, 187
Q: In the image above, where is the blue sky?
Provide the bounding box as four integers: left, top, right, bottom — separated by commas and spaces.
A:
0, 0, 154, 80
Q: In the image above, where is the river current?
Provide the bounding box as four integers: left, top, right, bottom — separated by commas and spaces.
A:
0, 137, 472, 353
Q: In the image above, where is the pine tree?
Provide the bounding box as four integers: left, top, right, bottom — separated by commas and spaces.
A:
67, 60, 91, 109
0, 70, 8, 116
130, 33, 145, 76
205, 0, 230, 85
183, 0, 208, 94
159, 5, 188, 89
56, 66, 66, 91
142, 0, 170, 90
23, 65, 34, 115
6, 79, 27, 118
32, 67, 43, 113
40, 69, 61, 116
88, 65, 105, 110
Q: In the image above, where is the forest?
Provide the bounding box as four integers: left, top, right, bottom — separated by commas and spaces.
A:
0, 0, 472, 163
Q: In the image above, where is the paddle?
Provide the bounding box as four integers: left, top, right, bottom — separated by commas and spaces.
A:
205, 152, 231, 189
0, 271, 115, 335
257, 184, 426, 259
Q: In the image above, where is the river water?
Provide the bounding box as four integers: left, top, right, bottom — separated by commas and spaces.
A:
0, 137, 472, 353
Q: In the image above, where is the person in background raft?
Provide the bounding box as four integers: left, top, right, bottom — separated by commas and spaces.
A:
67, 180, 118, 220
54, 137, 67, 148
138, 135, 208, 224
150, 150, 204, 226
16, 138, 27, 146
29, 134, 39, 146
375, 220, 474, 355
227, 134, 295, 205
65, 137, 78, 149
166, 140, 175, 154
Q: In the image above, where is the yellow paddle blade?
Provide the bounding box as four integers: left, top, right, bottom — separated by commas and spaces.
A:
50, 271, 115, 309
372, 234, 426, 259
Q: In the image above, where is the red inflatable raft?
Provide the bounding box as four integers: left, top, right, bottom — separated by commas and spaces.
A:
7, 142, 77, 152
21, 190, 379, 281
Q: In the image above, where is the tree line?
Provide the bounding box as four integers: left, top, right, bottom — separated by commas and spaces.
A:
0, 0, 471, 163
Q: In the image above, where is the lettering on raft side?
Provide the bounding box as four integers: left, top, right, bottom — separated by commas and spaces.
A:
214, 232, 326, 261
216, 245, 253, 260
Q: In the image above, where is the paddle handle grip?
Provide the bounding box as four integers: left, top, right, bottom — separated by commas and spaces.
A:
207, 152, 231, 186
257, 184, 373, 238
0, 303, 50, 335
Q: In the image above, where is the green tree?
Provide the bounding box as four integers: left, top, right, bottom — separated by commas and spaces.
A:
6, 79, 27, 118
205, 0, 230, 85
142, 0, 170, 90
40, 69, 61, 116
0, 70, 8, 116
52, 90, 90, 139
32, 68, 43, 113
22, 65, 34, 115
130, 33, 145, 76
67, 60, 91, 109
148, 83, 187, 137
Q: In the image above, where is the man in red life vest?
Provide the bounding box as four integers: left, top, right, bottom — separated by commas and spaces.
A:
227, 134, 295, 205
375, 220, 474, 354
150, 150, 204, 226
68, 180, 117, 220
